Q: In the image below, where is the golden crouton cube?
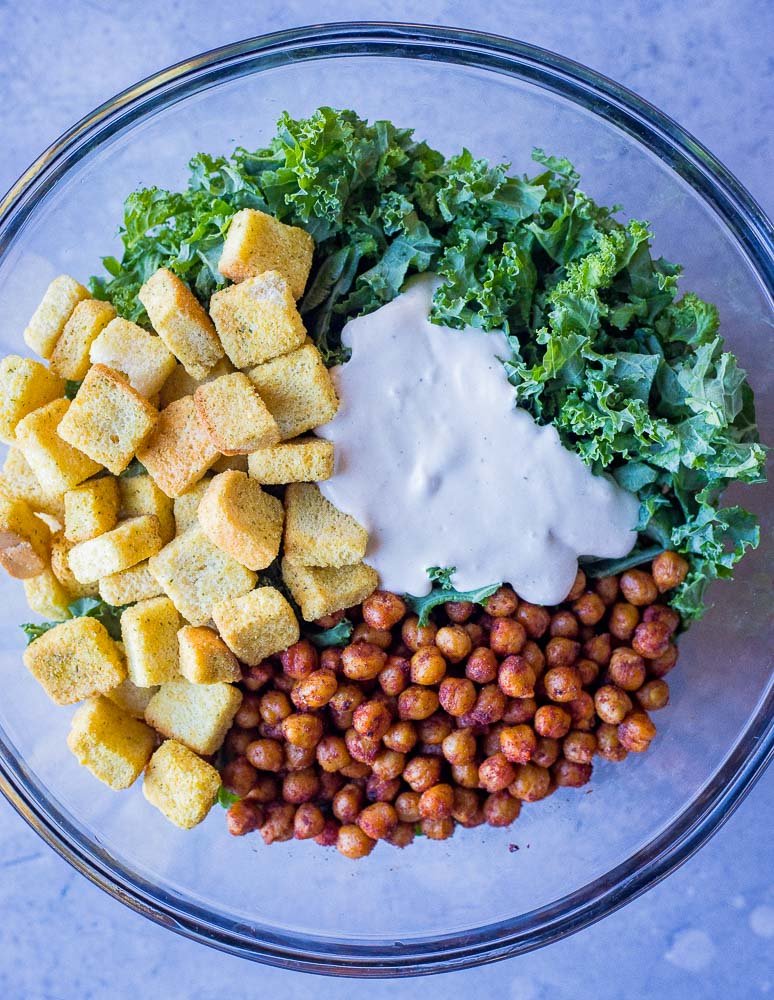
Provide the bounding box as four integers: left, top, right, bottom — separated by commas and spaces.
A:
14, 398, 102, 494
194, 372, 280, 455
67, 695, 155, 789
23, 616, 126, 704
283, 482, 367, 567
145, 680, 243, 756
282, 559, 378, 622
118, 474, 175, 544
23, 564, 72, 620
90, 318, 177, 398
64, 476, 120, 543
68, 514, 163, 584
178, 625, 240, 684
138, 268, 224, 380
142, 740, 221, 829
218, 208, 315, 299
148, 524, 256, 626
197, 471, 283, 571
0, 448, 65, 521
49, 299, 116, 381
0, 491, 51, 578
57, 364, 159, 475
247, 436, 334, 484
106, 678, 159, 719
99, 560, 163, 606
121, 595, 181, 687
212, 587, 299, 666
247, 342, 338, 440
172, 477, 212, 534
23, 275, 90, 359
136, 396, 219, 498
209, 270, 306, 369
50, 532, 98, 598
158, 357, 234, 410
211, 454, 249, 474
0, 354, 66, 443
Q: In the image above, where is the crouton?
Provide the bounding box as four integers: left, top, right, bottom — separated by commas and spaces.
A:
49, 299, 116, 380
99, 560, 163, 606
23, 275, 90, 359
90, 318, 176, 397
118, 474, 175, 544
178, 625, 240, 684
138, 268, 224, 380
50, 532, 99, 599
247, 436, 334, 484
209, 270, 306, 369
0, 492, 51, 578
246, 342, 338, 440
136, 396, 219, 498
64, 476, 120, 543
196, 471, 283, 572
172, 477, 212, 534
23, 616, 126, 704
68, 514, 163, 584
67, 695, 155, 789
105, 678, 159, 719
23, 564, 72, 620
145, 680, 242, 756
57, 364, 158, 475
281, 558, 378, 621
121, 596, 181, 687
212, 587, 299, 666
14, 398, 102, 494
211, 454, 249, 474
0, 355, 66, 443
142, 740, 220, 829
0, 449, 65, 520
158, 357, 234, 410
218, 208, 314, 299
283, 482, 367, 567
148, 524, 256, 626
194, 372, 281, 455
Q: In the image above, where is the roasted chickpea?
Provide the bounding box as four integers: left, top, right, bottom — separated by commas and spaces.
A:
421, 817, 455, 840
320, 647, 343, 673
568, 691, 596, 730
362, 590, 407, 630
478, 752, 516, 792
575, 658, 598, 687
522, 640, 546, 674
339, 761, 372, 780
543, 666, 582, 703
515, 601, 551, 639
333, 783, 364, 823
385, 823, 416, 848
563, 730, 597, 764
416, 713, 452, 746
293, 803, 325, 840
619, 569, 658, 606
451, 787, 481, 824
226, 800, 264, 836
618, 710, 657, 752
596, 722, 628, 762
652, 551, 689, 592
464, 622, 485, 646
441, 728, 477, 765
451, 761, 481, 788
245, 773, 279, 803
608, 647, 647, 691
258, 720, 284, 741
383, 720, 419, 754
445, 600, 474, 623
260, 802, 296, 844
245, 738, 284, 772
282, 768, 320, 804
291, 669, 338, 711
313, 818, 341, 847
435, 625, 473, 663
636, 678, 670, 711
497, 655, 536, 699
532, 736, 560, 768
395, 790, 422, 823
401, 615, 438, 651
398, 685, 439, 721
483, 790, 521, 827
327, 683, 365, 729
366, 774, 400, 804
549, 610, 579, 639
242, 661, 274, 692
315, 610, 345, 629
498, 722, 537, 764
509, 763, 551, 802
234, 693, 262, 729
457, 809, 486, 829
403, 755, 442, 793
465, 646, 499, 684
372, 748, 406, 781
469, 684, 505, 726
583, 631, 612, 666
281, 712, 323, 748
273, 673, 295, 695
281, 640, 318, 679
632, 621, 672, 659
437, 676, 476, 717
284, 743, 316, 771
608, 602, 640, 641
648, 643, 679, 678
545, 637, 580, 669
379, 655, 411, 696
319, 770, 345, 801
552, 758, 593, 787
419, 783, 454, 820
565, 568, 587, 601
259, 690, 292, 726
337, 824, 375, 859
341, 641, 387, 681
485, 585, 518, 617
489, 618, 527, 656
594, 685, 633, 725
642, 603, 681, 634
220, 756, 258, 797
352, 699, 392, 742
344, 727, 380, 765
480, 724, 504, 758
316, 734, 352, 772
356, 801, 397, 840
572, 591, 606, 625
534, 705, 572, 739
410, 646, 447, 686
503, 696, 537, 724
351, 623, 392, 650
594, 575, 619, 605
224, 726, 258, 759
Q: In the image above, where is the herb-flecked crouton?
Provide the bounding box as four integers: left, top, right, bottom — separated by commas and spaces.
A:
49, 299, 116, 380
64, 476, 120, 543
142, 740, 220, 829
0, 491, 51, 578
90, 318, 177, 397
50, 531, 99, 599
247, 342, 338, 440
23, 564, 72, 619
194, 372, 281, 455
67, 695, 155, 789
281, 558, 379, 621
14, 398, 102, 494
23, 275, 90, 359
157, 357, 234, 410
218, 208, 315, 299
247, 436, 334, 485
0, 355, 65, 443
283, 482, 367, 567
105, 677, 159, 719
197, 471, 283, 571
99, 559, 163, 606
23, 616, 126, 704
121, 595, 181, 687
118, 474, 175, 544
0, 448, 65, 521
172, 477, 212, 534
68, 514, 163, 584
136, 396, 219, 498
145, 680, 243, 756
177, 625, 240, 684
212, 587, 299, 666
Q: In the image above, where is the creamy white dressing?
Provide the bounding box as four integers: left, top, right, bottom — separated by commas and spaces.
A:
317, 276, 640, 605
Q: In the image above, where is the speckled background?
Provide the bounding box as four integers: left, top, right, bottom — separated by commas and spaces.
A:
0, 2, 772, 998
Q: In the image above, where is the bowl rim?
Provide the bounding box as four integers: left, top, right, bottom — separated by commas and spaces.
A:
0, 20, 772, 978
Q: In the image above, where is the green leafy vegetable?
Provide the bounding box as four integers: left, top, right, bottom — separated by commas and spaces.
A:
217, 786, 240, 808
22, 597, 131, 645
64, 380, 82, 400
405, 567, 501, 627
303, 619, 354, 648
20, 621, 59, 644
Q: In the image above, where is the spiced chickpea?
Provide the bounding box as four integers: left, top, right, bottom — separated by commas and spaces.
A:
282, 768, 320, 804
543, 666, 582, 703
282, 712, 324, 748
379, 656, 410, 696
333, 783, 364, 823
315, 610, 345, 629
522, 640, 546, 674
619, 569, 658, 606
259, 690, 292, 726
451, 787, 481, 824
421, 817, 455, 840
242, 662, 274, 692
318, 770, 345, 801
572, 591, 606, 625
234, 693, 262, 729
319, 647, 343, 673
344, 727, 380, 765
401, 615, 438, 651
291, 669, 338, 711
637, 678, 670, 711
489, 618, 527, 656
594, 685, 633, 725
328, 683, 365, 730
435, 625, 473, 663
596, 722, 628, 762
465, 647, 498, 684
481, 723, 506, 758
632, 620, 672, 659
418, 712, 454, 745
568, 691, 596, 730
563, 731, 597, 765
483, 791, 521, 827
573, 658, 597, 687
316, 734, 352, 772
532, 737, 560, 768
245, 773, 279, 803
281, 640, 318, 679
503, 696, 538, 724
273, 672, 295, 694
220, 756, 258, 798
339, 761, 372, 780
284, 743, 316, 771
337, 824, 375, 859
643, 604, 681, 634
652, 551, 689, 592
552, 758, 593, 787
260, 802, 296, 844
478, 612, 496, 633
353, 700, 392, 741
445, 600, 474, 623
451, 761, 481, 788
545, 637, 580, 669
498, 655, 536, 698
341, 641, 387, 681
246, 738, 284, 772
259, 721, 284, 740
362, 590, 407, 630
383, 720, 419, 753
618, 710, 657, 752
365, 774, 401, 803
410, 646, 447, 685
608, 648, 647, 691
500, 724, 537, 764
464, 622, 485, 646
442, 728, 477, 765
594, 575, 620, 605
314, 818, 341, 847
352, 623, 392, 649
438, 677, 476, 717
583, 631, 612, 666
226, 800, 264, 836
385, 823, 416, 848
549, 610, 579, 639
372, 749, 406, 780
403, 755, 442, 792
648, 643, 679, 678
357, 802, 398, 840
534, 705, 572, 739
469, 684, 505, 726
224, 727, 258, 759
509, 763, 552, 802
458, 809, 486, 829
479, 752, 516, 792
395, 790, 422, 824
293, 803, 325, 840
515, 601, 551, 638
486, 585, 519, 617
419, 783, 454, 820
398, 686, 439, 721
608, 602, 639, 641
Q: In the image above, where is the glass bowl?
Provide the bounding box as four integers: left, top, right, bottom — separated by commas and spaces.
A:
0, 23, 772, 978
